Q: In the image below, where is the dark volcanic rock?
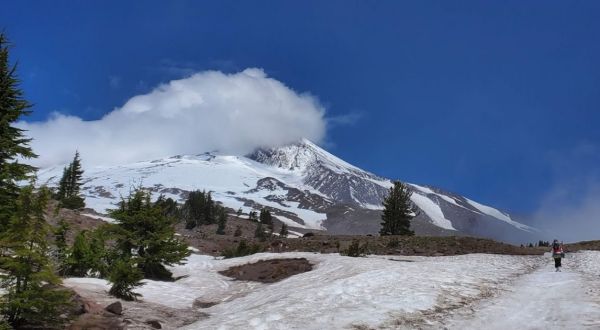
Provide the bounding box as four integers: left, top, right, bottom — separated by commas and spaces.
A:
145, 319, 162, 329
105, 301, 122, 315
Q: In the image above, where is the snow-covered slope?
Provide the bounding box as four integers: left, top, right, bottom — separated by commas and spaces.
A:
64, 251, 600, 329
37, 139, 536, 242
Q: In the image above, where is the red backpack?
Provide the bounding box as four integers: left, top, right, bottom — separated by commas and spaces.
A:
552, 243, 562, 254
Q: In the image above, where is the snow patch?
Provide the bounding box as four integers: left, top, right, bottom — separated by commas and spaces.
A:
465, 198, 534, 232
81, 213, 118, 224
410, 193, 456, 230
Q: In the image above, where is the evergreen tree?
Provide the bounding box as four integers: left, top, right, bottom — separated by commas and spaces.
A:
182, 190, 217, 228
154, 195, 178, 218
248, 210, 258, 222
108, 258, 143, 301
65, 230, 93, 277
87, 227, 111, 278
55, 166, 69, 202
254, 222, 267, 241
380, 181, 415, 236
56, 152, 85, 209
0, 186, 71, 328
54, 218, 70, 275
259, 208, 274, 232
68, 151, 83, 195
0, 34, 37, 230
109, 189, 190, 280
279, 223, 289, 238
216, 207, 227, 235
204, 192, 214, 224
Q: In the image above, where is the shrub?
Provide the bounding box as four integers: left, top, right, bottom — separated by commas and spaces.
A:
342, 240, 368, 257
222, 240, 263, 259
387, 237, 400, 248
108, 259, 144, 301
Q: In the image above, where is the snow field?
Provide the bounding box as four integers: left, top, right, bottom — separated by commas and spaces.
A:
65, 252, 544, 329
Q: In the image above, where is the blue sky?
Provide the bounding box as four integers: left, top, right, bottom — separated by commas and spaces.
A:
3, 1, 600, 214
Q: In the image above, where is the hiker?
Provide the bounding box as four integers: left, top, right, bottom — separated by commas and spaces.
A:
551, 239, 564, 272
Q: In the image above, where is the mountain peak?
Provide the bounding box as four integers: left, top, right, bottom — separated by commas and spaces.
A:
248, 138, 366, 176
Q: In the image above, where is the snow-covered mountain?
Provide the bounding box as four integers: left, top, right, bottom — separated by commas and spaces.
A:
37, 139, 537, 243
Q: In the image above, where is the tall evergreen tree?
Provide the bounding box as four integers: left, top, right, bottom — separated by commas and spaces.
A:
54, 218, 70, 275
55, 166, 69, 202
154, 195, 178, 218
380, 181, 415, 236
68, 151, 83, 196
64, 230, 93, 277
87, 227, 111, 278
56, 152, 85, 209
109, 189, 190, 280
0, 34, 37, 230
216, 207, 227, 235
204, 192, 214, 225
279, 223, 289, 238
248, 210, 258, 222
182, 190, 217, 229
259, 208, 274, 232
0, 186, 71, 328
254, 222, 267, 241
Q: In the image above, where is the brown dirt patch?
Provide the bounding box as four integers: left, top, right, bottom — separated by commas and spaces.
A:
565, 240, 600, 252
219, 258, 313, 283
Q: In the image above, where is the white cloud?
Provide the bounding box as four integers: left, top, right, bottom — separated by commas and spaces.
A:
18, 68, 326, 168
532, 178, 600, 243
530, 143, 600, 242
328, 111, 364, 127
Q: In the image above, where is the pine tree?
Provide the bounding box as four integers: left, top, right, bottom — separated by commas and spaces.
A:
0, 186, 71, 328
279, 223, 289, 238
259, 208, 274, 233
154, 195, 178, 218
87, 227, 110, 278
0, 34, 37, 230
69, 151, 83, 195
109, 189, 190, 280
216, 207, 227, 235
182, 190, 212, 229
204, 192, 214, 224
248, 210, 258, 222
55, 166, 69, 202
54, 218, 70, 275
65, 230, 93, 277
108, 258, 143, 301
56, 152, 85, 209
254, 222, 266, 241
380, 181, 415, 236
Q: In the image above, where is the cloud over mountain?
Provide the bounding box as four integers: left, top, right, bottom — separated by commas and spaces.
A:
18, 68, 326, 167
